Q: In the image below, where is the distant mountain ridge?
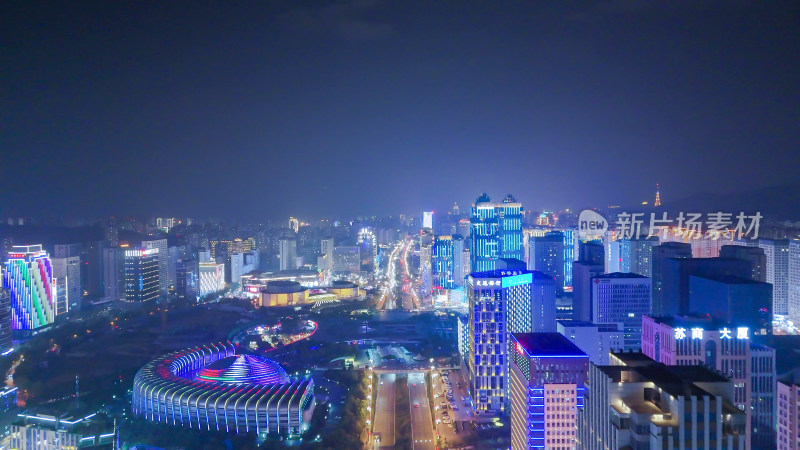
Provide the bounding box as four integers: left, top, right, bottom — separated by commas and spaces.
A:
659, 182, 800, 221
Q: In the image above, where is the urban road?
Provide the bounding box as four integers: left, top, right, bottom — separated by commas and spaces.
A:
372, 372, 436, 450
408, 372, 436, 450
373, 373, 396, 449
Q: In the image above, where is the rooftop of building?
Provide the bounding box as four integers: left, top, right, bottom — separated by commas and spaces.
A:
604, 352, 741, 402
689, 274, 768, 285
645, 314, 730, 329
511, 332, 588, 357
470, 268, 531, 279
497, 258, 526, 270
14, 408, 115, 432
656, 241, 692, 249
665, 256, 747, 265
263, 280, 306, 294
10, 244, 44, 254
596, 272, 648, 279
572, 260, 604, 268
758, 238, 790, 244
532, 232, 563, 240
557, 320, 621, 332
475, 193, 491, 203
254, 269, 319, 278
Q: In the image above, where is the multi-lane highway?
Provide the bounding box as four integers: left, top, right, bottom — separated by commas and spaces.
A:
376, 241, 404, 310
408, 373, 436, 450
373, 373, 396, 449
372, 372, 438, 449
377, 239, 421, 311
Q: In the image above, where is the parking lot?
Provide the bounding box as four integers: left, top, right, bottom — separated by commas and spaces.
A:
430, 369, 475, 444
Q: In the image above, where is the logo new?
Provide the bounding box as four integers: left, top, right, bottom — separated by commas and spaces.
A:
578, 210, 607, 240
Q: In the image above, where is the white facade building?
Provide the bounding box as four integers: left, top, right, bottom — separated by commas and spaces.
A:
142, 238, 169, 295
760, 239, 790, 315
199, 262, 225, 297
556, 320, 623, 365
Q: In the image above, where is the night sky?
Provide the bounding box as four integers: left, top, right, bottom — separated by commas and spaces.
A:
3, 1, 799, 221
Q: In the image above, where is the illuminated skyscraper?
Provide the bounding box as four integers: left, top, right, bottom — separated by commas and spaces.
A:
432, 235, 455, 289
51, 256, 80, 316
124, 247, 160, 302
357, 228, 377, 273
789, 240, 800, 330
279, 239, 297, 271
529, 232, 564, 290
470, 193, 523, 273
466, 262, 552, 416
619, 237, 658, 276
175, 259, 198, 301
466, 268, 515, 415
562, 228, 575, 290
498, 195, 523, 261
591, 273, 651, 351
3, 245, 56, 330
509, 332, 588, 450
422, 211, 434, 230
471, 193, 500, 273
142, 238, 168, 295
0, 290, 10, 353
759, 238, 790, 316
288, 217, 299, 233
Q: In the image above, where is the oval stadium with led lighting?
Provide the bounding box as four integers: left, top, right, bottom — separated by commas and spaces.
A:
132, 342, 315, 437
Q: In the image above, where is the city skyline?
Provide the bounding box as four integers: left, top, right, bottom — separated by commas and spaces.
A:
2, 2, 800, 449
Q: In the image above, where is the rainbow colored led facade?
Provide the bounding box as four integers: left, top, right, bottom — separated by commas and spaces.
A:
132, 342, 314, 436
3, 245, 56, 330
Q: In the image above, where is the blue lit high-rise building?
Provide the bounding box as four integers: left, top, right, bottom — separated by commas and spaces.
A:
562, 228, 575, 290
467, 263, 528, 415
467, 260, 554, 416
469, 193, 523, 273
498, 195, 523, 261
529, 232, 564, 290
470, 194, 499, 273
432, 235, 455, 290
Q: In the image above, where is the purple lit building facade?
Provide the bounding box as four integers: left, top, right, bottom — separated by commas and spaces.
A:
510, 332, 589, 450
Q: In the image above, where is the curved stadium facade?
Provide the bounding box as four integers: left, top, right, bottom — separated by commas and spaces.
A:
132, 342, 314, 436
